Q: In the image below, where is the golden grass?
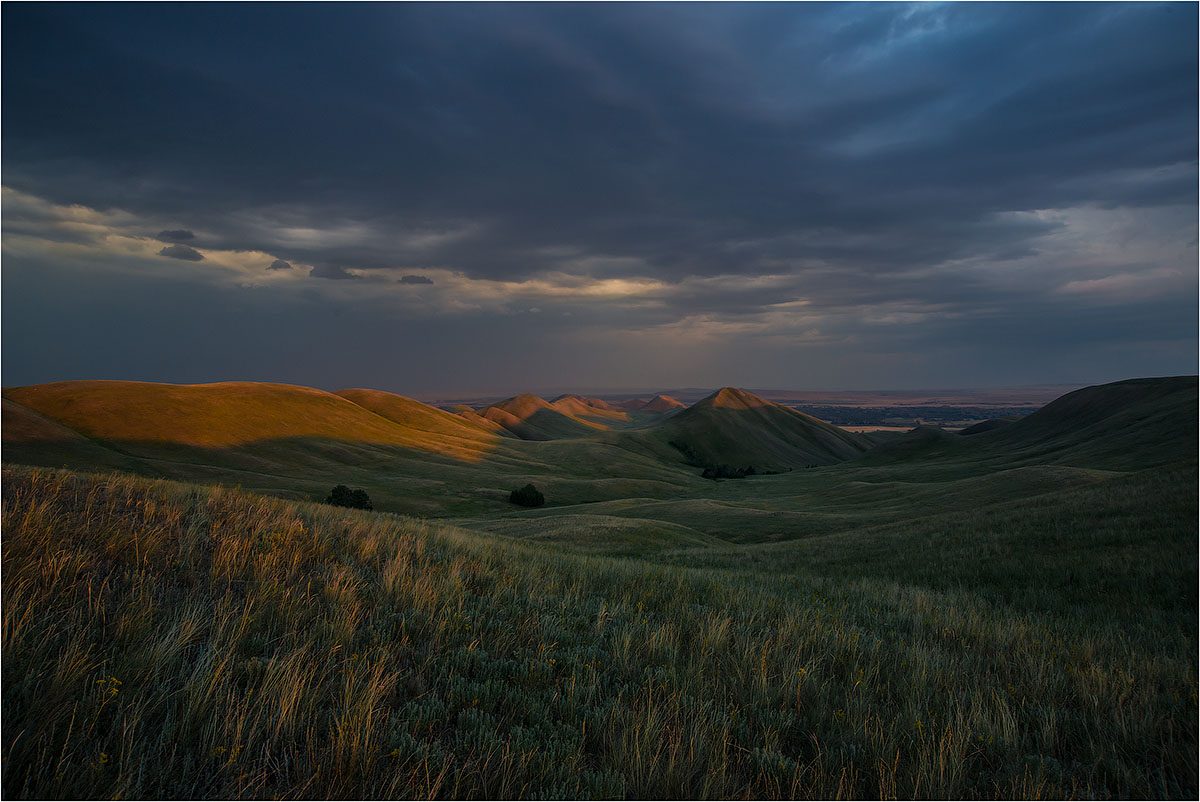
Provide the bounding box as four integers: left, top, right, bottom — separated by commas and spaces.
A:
481, 394, 606, 440
549, 396, 631, 424
3, 380, 502, 462
0, 399, 91, 443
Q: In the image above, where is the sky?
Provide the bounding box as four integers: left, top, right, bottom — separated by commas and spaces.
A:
2, 2, 1196, 397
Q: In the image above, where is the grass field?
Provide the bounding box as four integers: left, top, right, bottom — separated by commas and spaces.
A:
2, 377, 1196, 798
3, 460, 1196, 799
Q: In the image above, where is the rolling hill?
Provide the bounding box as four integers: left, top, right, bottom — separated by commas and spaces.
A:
549, 395, 632, 424
611, 397, 650, 411
958, 417, 1018, 436
641, 394, 685, 412
652, 387, 870, 471
4, 375, 1196, 530
479, 393, 606, 440
978, 375, 1198, 469
1, 380, 712, 515
551, 393, 618, 411
334, 387, 513, 441
856, 424, 966, 465
847, 375, 1198, 476
2, 380, 506, 461
1, 375, 1195, 800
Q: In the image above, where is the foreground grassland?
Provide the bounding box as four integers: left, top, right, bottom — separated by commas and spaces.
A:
3, 466, 1195, 799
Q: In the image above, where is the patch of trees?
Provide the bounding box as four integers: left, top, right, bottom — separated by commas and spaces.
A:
670, 441, 783, 480
510, 483, 545, 507
325, 484, 373, 510
701, 464, 757, 480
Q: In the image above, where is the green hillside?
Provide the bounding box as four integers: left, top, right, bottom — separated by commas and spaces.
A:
1, 375, 1197, 798
653, 387, 870, 472
0, 381, 705, 516
3, 464, 1193, 799
856, 424, 967, 465
978, 375, 1198, 470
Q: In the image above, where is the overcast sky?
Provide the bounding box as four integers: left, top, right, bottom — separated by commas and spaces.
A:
3, 2, 1196, 396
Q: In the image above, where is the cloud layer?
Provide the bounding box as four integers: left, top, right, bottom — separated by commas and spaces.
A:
2, 3, 1196, 393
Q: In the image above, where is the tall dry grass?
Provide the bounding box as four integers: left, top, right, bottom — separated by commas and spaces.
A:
2, 465, 1195, 798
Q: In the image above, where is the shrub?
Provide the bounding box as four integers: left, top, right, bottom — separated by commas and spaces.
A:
325, 484, 373, 510
510, 483, 545, 507
700, 464, 757, 480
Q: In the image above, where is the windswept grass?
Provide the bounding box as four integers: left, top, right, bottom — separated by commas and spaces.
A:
4, 465, 1195, 799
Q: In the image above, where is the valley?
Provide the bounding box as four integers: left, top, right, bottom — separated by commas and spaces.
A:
2, 375, 1196, 798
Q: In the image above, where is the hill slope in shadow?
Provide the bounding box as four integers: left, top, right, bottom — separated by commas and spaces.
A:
853, 375, 1198, 474
651, 387, 870, 472
951, 376, 1198, 471
981, 375, 1198, 469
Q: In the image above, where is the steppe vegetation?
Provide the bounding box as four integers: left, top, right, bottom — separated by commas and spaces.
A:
2, 376, 1196, 798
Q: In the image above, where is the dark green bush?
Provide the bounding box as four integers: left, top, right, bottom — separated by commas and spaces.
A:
325, 484, 373, 510
510, 483, 545, 507
701, 464, 756, 480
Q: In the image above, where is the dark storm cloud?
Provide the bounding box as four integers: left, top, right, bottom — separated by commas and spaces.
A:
3, 2, 1194, 285
398, 274, 433, 285
157, 229, 195, 242
309, 264, 357, 280
158, 244, 204, 261
1, 2, 1195, 391
267, 259, 292, 271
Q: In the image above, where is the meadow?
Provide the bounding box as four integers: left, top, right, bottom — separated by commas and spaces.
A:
3, 463, 1195, 798
2, 377, 1196, 798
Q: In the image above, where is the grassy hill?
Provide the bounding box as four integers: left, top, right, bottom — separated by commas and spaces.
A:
551, 393, 619, 411
3, 464, 1193, 799
0, 382, 707, 516
977, 375, 1198, 470
2, 380, 498, 455
549, 395, 632, 425
856, 424, 967, 465
653, 387, 870, 472
480, 393, 605, 440
642, 394, 685, 412
1, 375, 1196, 798
333, 387, 508, 442
854, 376, 1199, 478
959, 417, 1018, 436
5, 376, 1195, 538
2, 398, 137, 471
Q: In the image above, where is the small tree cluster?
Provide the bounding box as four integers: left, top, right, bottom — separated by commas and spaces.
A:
701, 465, 758, 480
325, 484, 373, 510
509, 483, 545, 507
